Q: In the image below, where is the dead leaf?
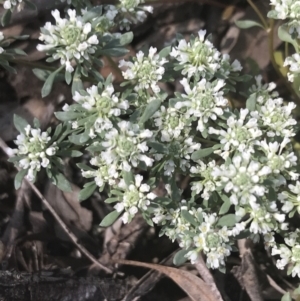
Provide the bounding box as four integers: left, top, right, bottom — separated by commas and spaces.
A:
115, 259, 220, 301
44, 182, 94, 246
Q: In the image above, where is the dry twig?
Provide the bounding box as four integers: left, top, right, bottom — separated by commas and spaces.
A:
0, 137, 112, 274
195, 254, 224, 301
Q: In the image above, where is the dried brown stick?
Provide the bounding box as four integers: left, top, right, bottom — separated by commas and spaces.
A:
195, 254, 224, 301
233, 239, 264, 301
123, 249, 178, 301
0, 137, 112, 274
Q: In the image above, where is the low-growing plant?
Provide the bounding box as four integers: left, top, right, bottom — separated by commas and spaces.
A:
2, 0, 300, 300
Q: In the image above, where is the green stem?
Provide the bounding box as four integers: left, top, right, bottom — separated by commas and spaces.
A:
247, 0, 268, 29
285, 41, 289, 59
247, 1, 300, 104
268, 19, 300, 105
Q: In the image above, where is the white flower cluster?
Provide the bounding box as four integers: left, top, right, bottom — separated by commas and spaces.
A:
117, 0, 153, 30
37, 9, 99, 73
119, 46, 167, 94
82, 156, 119, 189
2, 0, 23, 11
284, 53, 300, 83
152, 105, 201, 176
268, 0, 300, 37
268, 1, 300, 87
67, 83, 129, 136
279, 182, 300, 216
60, 0, 153, 31
153, 203, 232, 269
23, 13, 300, 275
101, 121, 153, 172
272, 230, 300, 278
190, 160, 217, 200
114, 174, 157, 223
209, 108, 262, 158
14, 125, 58, 182
212, 153, 270, 207
170, 30, 241, 79
177, 78, 228, 132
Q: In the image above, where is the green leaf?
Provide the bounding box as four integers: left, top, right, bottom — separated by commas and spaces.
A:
159, 46, 171, 58
218, 194, 231, 215
217, 214, 237, 227
14, 114, 29, 134
105, 197, 119, 204
7, 48, 27, 56
53, 173, 72, 192
82, 6, 102, 22
142, 212, 154, 227
65, 70, 72, 85
77, 163, 95, 171
246, 93, 257, 111
212, 144, 222, 150
1, 10, 11, 26
55, 111, 82, 121
119, 32, 133, 46
235, 19, 264, 29
79, 182, 97, 201
14, 169, 28, 190
98, 48, 129, 57
191, 148, 214, 161
139, 99, 161, 125
57, 150, 83, 157
100, 210, 122, 227
278, 25, 299, 51
123, 171, 134, 186
71, 67, 84, 95
154, 197, 172, 205
181, 210, 198, 227
148, 141, 167, 153
41, 66, 64, 98
8, 155, 24, 163
33, 118, 40, 129
0, 61, 16, 73
110, 189, 124, 197
281, 292, 291, 301
49, 123, 62, 144
173, 249, 189, 266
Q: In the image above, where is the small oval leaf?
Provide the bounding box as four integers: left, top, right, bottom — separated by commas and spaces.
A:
100, 210, 122, 227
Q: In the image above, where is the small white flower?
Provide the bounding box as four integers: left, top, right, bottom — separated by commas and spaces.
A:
119, 47, 167, 94
37, 9, 100, 72
114, 174, 156, 224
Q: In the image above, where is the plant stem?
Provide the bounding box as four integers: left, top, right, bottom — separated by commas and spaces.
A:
268, 19, 300, 104
247, 0, 268, 29
247, 0, 300, 104
0, 137, 113, 274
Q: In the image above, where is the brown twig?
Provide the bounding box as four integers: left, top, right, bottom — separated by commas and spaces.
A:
195, 254, 224, 301
0, 137, 112, 274
233, 239, 264, 301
